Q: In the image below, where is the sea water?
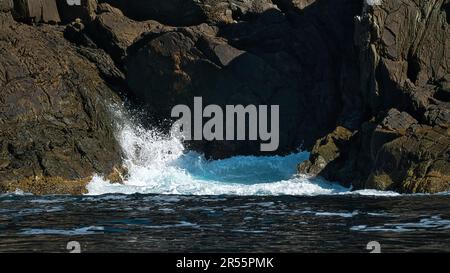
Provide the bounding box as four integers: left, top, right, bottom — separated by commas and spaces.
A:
0, 107, 449, 252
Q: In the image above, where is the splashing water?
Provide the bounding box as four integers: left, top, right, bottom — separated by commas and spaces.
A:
87, 108, 393, 196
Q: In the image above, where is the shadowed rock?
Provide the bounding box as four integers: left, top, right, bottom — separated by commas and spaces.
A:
125, 1, 362, 158
0, 0, 448, 194
273, 0, 317, 11
299, 0, 450, 193
86, 3, 172, 65
56, 0, 98, 23
98, 0, 278, 26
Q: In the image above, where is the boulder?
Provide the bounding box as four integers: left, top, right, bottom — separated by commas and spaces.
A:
97, 2, 122, 14
298, 108, 449, 193
0, 12, 124, 194
298, 126, 354, 181
369, 109, 418, 160
12, 0, 60, 23
86, 4, 171, 65
62, 18, 128, 89
64, 19, 97, 47
74, 43, 127, 90
367, 125, 450, 193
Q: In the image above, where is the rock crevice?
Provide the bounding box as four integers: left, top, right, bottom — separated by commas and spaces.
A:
0, 0, 448, 194
299, 0, 449, 193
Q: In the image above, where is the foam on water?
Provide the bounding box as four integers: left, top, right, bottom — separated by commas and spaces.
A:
20, 226, 104, 236
350, 216, 450, 232
86, 108, 392, 196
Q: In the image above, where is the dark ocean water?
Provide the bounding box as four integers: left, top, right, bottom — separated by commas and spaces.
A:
1, 193, 449, 253
1, 109, 448, 253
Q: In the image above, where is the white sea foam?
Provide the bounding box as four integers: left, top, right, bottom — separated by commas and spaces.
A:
350, 216, 450, 232
20, 226, 104, 236
86, 107, 404, 197
366, 0, 382, 6
342, 189, 400, 197
314, 211, 359, 218
0, 189, 34, 197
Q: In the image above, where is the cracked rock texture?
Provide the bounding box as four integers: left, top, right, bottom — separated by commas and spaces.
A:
299, 0, 449, 193
0, 0, 448, 194
0, 10, 124, 194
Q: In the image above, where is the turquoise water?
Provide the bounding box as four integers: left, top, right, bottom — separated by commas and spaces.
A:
87, 109, 397, 196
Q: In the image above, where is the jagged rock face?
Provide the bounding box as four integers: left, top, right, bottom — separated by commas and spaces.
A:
298, 126, 354, 183
368, 125, 450, 193
126, 26, 268, 158
299, 0, 450, 193
99, 0, 278, 26
356, 0, 449, 116
0, 12, 124, 194
0, 0, 447, 194
85, 4, 172, 66
125, 0, 362, 158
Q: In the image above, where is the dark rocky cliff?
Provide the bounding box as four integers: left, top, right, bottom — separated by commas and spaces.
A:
299, 0, 450, 193
0, 1, 125, 194
0, 0, 448, 194
124, 0, 363, 158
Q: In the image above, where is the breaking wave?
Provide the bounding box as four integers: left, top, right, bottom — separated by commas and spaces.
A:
87, 107, 397, 196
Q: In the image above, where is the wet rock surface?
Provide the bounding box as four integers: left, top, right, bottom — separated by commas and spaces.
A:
367, 125, 450, 193
299, 0, 450, 193
0, 0, 448, 194
0, 10, 124, 194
